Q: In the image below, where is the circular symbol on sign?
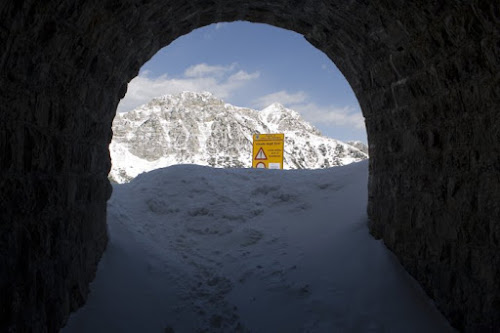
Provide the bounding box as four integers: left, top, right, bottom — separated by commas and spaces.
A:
256, 162, 266, 169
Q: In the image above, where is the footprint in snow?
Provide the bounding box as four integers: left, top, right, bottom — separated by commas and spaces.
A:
239, 229, 263, 247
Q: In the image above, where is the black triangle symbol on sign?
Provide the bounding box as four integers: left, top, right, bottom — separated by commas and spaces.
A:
255, 148, 267, 160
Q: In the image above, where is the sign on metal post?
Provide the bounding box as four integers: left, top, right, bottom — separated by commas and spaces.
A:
252, 133, 284, 169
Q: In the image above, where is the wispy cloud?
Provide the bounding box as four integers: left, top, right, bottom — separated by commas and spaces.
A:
227, 70, 260, 82
184, 63, 236, 78
253, 90, 308, 109
117, 64, 260, 112
293, 103, 365, 129
214, 22, 228, 30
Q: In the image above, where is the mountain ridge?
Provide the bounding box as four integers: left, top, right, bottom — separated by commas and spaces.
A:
109, 91, 368, 183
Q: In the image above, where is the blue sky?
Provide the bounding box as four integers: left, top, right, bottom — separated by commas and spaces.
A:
118, 22, 366, 143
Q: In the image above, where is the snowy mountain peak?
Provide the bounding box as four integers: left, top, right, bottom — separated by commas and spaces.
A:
262, 102, 286, 111
259, 103, 316, 135
109, 92, 368, 183
260, 102, 300, 121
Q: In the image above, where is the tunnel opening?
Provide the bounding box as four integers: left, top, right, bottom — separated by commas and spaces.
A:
62, 22, 455, 332
108, 21, 368, 183
1, 1, 499, 331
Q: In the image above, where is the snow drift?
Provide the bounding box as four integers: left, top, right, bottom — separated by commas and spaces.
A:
63, 161, 453, 332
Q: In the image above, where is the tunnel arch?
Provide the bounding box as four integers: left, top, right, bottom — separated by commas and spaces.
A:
0, 0, 498, 331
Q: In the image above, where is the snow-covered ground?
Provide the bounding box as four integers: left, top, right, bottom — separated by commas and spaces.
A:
63, 161, 454, 332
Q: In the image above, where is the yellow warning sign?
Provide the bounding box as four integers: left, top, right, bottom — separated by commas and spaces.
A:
252, 133, 284, 169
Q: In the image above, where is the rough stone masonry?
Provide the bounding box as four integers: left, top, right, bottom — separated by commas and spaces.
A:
0, 0, 498, 331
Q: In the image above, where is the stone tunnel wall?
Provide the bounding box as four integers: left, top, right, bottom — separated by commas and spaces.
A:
0, 0, 499, 331
0, 1, 114, 330
364, 3, 500, 330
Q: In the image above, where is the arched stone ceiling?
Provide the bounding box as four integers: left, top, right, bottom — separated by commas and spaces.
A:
0, 0, 498, 331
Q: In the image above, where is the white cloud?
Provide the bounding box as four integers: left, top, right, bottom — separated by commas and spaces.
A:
253, 90, 308, 109
227, 70, 260, 82
117, 64, 259, 113
293, 103, 365, 130
184, 63, 236, 78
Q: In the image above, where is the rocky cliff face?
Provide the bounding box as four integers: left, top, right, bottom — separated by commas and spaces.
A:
109, 92, 368, 183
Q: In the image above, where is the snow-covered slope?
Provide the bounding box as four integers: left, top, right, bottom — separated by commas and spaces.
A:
347, 140, 369, 154
63, 162, 453, 332
109, 92, 367, 183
